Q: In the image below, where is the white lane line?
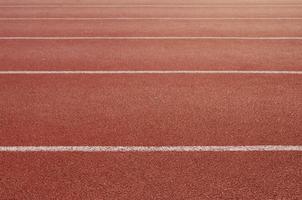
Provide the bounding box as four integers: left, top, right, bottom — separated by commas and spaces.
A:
1, 36, 302, 40
0, 71, 301, 75
1, 17, 302, 20
0, 146, 301, 152
1, 5, 302, 8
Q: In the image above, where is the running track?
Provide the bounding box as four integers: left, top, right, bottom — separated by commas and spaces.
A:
0, 0, 301, 199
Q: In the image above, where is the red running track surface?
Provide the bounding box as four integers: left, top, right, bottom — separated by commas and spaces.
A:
0, 74, 301, 146
1, 152, 301, 199
0, 0, 301, 199
1, 7, 302, 18
1, 39, 302, 71
1, 0, 302, 5
1, 19, 302, 37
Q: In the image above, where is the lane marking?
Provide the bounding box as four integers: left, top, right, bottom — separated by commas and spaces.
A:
2, 4, 302, 8
1, 36, 302, 40
0, 146, 301, 152
0, 71, 301, 75
1, 17, 302, 20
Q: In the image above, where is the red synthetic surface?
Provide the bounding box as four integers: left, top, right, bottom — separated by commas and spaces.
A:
1, 153, 301, 199
1, 75, 301, 146
1, 0, 302, 5
1, 20, 302, 37
1, 40, 302, 70
0, 0, 302, 199
1, 7, 302, 18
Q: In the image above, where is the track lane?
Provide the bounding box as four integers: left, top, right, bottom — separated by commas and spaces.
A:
1, 19, 302, 37
1, 39, 302, 70
0, 74, 301, 146
0, 0, 302, 5
1, 7, 302, 18
1, 152, 301, 199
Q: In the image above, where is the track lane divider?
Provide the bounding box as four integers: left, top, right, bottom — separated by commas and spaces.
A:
1, 18, 302, 20
1, 36, 302, 40
0, 146, 301, 152
0, 71, 301, 75
1, 4, 302, 8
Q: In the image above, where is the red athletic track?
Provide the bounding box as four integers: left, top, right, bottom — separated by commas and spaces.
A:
1, 153, 301, 199
0, 0, 302, 5
1, 20, 302, 37
1, 40, 302, 70
1, 75, 301, 146
1, 7, 302, 18
0, 0, 302, 199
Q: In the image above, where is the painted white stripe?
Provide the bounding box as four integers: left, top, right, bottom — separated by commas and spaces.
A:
1, 17, 302, 20
1, 36, 302, 40
0, 146, 301, 152
0, 70, 301, 75
1, 5, 302, 8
